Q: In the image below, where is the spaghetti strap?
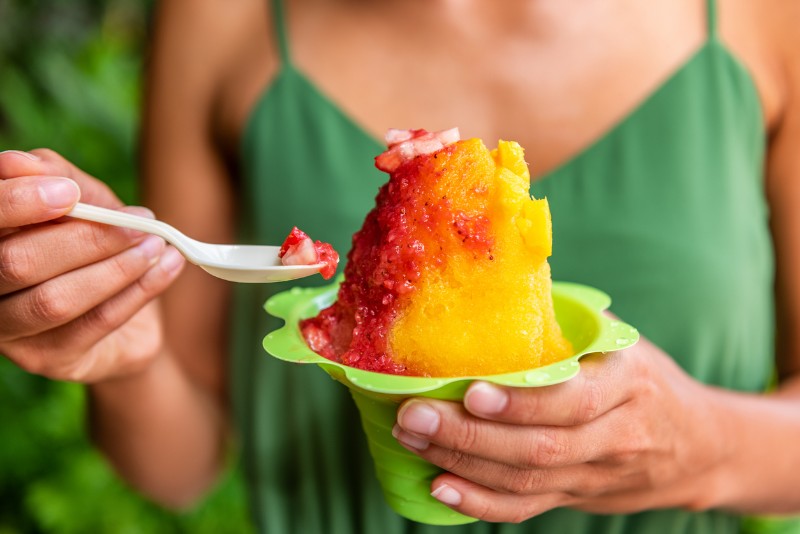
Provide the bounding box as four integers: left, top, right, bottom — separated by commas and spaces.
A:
270, 0, 291, 63
706, 0, 718, 39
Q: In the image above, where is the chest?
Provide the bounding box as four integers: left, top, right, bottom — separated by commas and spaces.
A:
298, 0, 711, 175
220, 0, 780, 179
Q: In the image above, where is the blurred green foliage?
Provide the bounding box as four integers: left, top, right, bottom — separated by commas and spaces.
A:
0, 0, 253, 532
0, 0, 143, 201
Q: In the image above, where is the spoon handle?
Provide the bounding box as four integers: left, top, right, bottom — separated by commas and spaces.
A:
67, 203, 200, 260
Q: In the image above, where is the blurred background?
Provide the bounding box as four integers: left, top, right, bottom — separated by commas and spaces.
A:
0, 0, 252, 532
0, 1, 798, 533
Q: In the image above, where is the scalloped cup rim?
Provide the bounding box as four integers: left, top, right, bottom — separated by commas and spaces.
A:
263, 280, 639, 395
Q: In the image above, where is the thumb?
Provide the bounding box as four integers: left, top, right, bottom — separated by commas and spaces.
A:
0, 149, 122, 209
0, 175, 81, 228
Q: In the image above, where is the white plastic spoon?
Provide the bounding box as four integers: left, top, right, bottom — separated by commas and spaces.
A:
67, 202, 324, 283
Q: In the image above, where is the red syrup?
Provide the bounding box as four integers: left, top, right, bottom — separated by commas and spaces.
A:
300, 139, 493, 376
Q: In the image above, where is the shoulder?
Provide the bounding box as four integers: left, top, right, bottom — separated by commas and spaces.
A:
761, 0, 800, 126
146, 0, 277, 142
751, 1, 800, 165
750, 2, 800, 378
715, 0, 792, 132
720, 0, 799, 132
758, 1, 800, 60
149, 0, 275, 71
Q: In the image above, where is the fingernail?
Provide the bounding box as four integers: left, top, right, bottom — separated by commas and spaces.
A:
465, 382, 509, 415
1, 150, 40, 161
38, 178, 80, 208
136, 236, 165, 262
431, 484, 462, 506
398, 401, 439, 436
392, 424, 430, 450
159, 246, 184, 274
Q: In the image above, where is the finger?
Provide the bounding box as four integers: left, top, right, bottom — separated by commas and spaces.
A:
429, 474, 567, 523
463, 352, 630, 426
0, 206, 154, 295
0, 235, 167, 340
9, 247, 185, 382
0, 175, 80, 227
395, 399, 616, 470
0, 150, 43, 178
0, 149, 121, 208
28, 149, 122, 207
395, 423, 637, 497
14, 247, 185, 382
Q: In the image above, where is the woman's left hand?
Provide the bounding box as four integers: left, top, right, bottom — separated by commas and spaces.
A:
393, 336, 727, 523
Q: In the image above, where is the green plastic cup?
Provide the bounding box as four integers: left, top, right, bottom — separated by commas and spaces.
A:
263, 281, 638, 525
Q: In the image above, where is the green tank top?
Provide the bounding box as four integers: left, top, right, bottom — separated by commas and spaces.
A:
232, 0, 773, 531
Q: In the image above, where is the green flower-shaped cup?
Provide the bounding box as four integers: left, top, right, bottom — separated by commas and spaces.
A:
263, 281, 639, 525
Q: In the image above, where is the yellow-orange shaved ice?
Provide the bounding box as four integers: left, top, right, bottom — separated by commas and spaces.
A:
301, 128, 572, 377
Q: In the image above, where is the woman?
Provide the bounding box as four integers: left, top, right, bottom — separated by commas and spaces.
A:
1, 0, 799, 531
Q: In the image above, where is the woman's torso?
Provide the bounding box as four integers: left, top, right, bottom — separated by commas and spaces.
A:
221, 0, 780, 531
216, 0, 782, 173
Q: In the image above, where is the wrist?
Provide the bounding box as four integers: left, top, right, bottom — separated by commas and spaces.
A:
684, 384, 800, 513
85, 345, 228, 507
679, 383, 737, 511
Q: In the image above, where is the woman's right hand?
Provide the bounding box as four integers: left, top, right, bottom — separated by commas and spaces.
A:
0, 149, 185, 383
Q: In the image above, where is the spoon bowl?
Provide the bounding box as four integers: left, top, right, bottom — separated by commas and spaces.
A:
192, 243, 324, 283
67, 202, 325, 283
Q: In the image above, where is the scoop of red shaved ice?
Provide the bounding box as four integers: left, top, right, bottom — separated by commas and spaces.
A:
279, 227, 339, 279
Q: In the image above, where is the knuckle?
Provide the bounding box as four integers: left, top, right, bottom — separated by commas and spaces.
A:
610, 448, 640, 465
611, 424, 652, 464
627, 354, 659, 397
504, 468, 539, 495
108, 251, 141, 281
567, 471, 606, 499
97, 245, 151, 287
438, 449, 475, 473
29, 148, 59, 161
519, 439, 541, 469
531, 427, 568, 468
2, 181, 34, 217
29, 149, 71, 175
81, 302, 119, 335
573, 379, 605, 424
77, 221, 114, 256
5, 183, 25, 207
30, 284, 73, 323
521, 389, 544, 420
630, 424, 655, 454
638, 370, 660, 400
453, 419, 480, 451
472, 501, 497, 522
0, 241, 34, 286
133, 268, 165, 297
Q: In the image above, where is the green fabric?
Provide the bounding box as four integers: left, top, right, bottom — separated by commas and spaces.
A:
233, 0, 771, 531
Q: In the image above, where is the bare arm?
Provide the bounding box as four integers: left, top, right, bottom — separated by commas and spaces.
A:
88, 0, 246, 507
705, 0, 800, 513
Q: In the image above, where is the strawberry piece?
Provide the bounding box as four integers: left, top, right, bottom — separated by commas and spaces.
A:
279, 226, 340, 279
